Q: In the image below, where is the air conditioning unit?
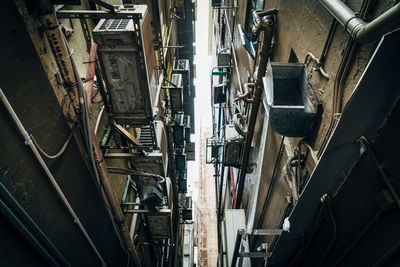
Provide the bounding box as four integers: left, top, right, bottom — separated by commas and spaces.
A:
184, 115, 191, 143
177, 171, 187, 193
173, 112, 186, 147
173, 59, 191, 96
93, 5, 158, 126
182, 196, 192, 220
175, 153, 186, 173
186, 142, 195, 161
173, 0, 184, 8
131, 121, 168, 184
170, 73, 183, 113
217, 48, 231, 66
212, 0, 221, 7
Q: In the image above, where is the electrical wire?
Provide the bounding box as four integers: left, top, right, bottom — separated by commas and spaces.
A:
31, 131, 73, 160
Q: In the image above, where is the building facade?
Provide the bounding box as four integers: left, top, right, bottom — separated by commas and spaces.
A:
0, 0, 196, 266
208, 0, 400, 266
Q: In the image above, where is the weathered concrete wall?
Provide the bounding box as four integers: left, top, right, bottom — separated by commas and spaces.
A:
0, 1, 128, 264
251, 0, 398, 249
218, 0, 397, 253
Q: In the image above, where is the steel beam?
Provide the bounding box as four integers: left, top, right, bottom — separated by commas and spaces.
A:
56, 10, 142, 20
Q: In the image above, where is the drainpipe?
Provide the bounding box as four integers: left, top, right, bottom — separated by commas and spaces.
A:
319, 0, 400, 43
235, 11, 275, 209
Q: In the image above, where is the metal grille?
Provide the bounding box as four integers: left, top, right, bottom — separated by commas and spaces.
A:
100, 19, 130, 30
139, 123, 157, 149
109, 19, 121, 30
118, 19, 129, 29
99, 19, 111, 30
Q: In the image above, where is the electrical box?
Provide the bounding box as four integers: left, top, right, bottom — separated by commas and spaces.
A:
213, 83, 226, 103
224, 141, 242, 167
93, 5, 158, 126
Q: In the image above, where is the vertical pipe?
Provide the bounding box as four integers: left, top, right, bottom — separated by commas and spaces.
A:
218, 164, 225, 267
250, 137, 285, 252
231, 230, 243, 267
235, 15, 274, 209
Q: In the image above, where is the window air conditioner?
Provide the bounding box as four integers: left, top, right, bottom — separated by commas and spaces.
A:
93, 5, 158, 126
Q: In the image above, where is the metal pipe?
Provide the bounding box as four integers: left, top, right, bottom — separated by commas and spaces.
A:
316, 196, 337, 266
233, 113, 248, 137
231, 229, 243, 267
317, 0, 372, 157
0, 182, 70, 266
235, 14, 274, 209
0, 88, 107, 267
320, 0, 400, 43
250, 137, 285, 252
304, 52, 330, 79
217, 164, 226, 267
293, 196, 326, 266
0, 199, 59, 266
236, 83, 254, 99
107, 167, 165, 183
94, 105, 105, 134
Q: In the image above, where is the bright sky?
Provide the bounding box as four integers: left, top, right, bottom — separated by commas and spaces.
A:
187, 0, 212, 199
